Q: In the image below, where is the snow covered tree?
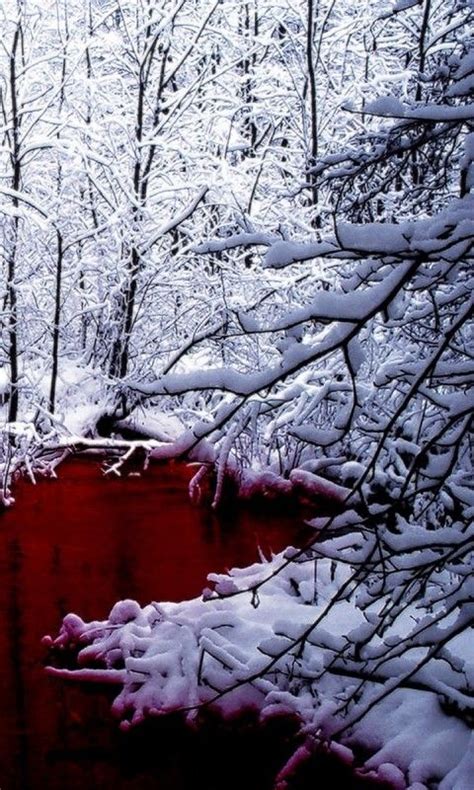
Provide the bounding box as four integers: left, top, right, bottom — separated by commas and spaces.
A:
122, 0, 472, 519
0, 0, 70, 420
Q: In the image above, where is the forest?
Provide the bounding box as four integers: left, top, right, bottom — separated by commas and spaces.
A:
1, 0, 473, 787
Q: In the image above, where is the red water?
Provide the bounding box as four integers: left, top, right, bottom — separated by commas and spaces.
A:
0, 457, 390, 790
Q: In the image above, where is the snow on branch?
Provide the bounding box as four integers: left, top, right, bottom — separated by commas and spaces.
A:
195, 195, 474, 269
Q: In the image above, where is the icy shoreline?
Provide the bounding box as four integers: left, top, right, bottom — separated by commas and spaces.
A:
1, 406, 352, 514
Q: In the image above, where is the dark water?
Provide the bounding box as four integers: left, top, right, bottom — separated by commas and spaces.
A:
0, 458, 389, 790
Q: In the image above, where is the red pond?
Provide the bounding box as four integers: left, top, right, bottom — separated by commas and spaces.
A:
0, 457, 390, 790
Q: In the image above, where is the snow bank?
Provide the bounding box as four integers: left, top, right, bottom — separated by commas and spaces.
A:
45, 546, 473, 789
